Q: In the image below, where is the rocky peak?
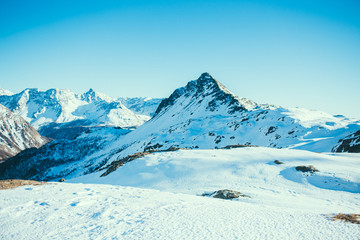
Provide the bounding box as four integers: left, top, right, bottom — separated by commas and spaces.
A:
153, 73, 257, 117
81, 88, 113, 103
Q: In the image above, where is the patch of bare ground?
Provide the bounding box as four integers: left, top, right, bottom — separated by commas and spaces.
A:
0, 179, 46, 190
331, 213, 360, 224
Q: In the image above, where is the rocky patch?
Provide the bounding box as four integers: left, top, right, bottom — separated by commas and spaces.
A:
202, 189, 250, 200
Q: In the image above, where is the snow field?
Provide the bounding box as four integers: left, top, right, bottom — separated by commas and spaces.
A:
72, 148, 360, 213
1, 183, 359, 240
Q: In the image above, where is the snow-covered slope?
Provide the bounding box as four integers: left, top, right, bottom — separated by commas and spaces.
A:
74, 147, 360, 195
118, 97, 163, 117
0, 104, 49, 161
0, 88, 149, 133
1, 147, 359, 239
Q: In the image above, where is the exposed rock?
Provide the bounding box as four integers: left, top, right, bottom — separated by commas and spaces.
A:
153, 72, 256, 118
202, 189, 250, 199
222, 144, 258, 149
274, 160, 284, 165
295, 165, 319, 174
332, 130, 360, 153
0, 104, 50, 162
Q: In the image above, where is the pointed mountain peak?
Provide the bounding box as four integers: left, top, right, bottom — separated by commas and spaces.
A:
86, 88, 95, 93
82, 88, 113, 103
153, 73, 257, 117
198, 72, 214, 81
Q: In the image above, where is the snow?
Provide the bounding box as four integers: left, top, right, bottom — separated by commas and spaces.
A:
118, 97, 163, 117
0, 88, 13, 96
72, 147, 360, 213
0, 88, 150, 130
0, 104, 48, 159
1, 147, 359, 239
283, 107, 351, 130
1, 182, 359, 240
1, 74, 360, 239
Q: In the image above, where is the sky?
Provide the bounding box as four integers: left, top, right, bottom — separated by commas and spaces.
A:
0, 0, 359, 118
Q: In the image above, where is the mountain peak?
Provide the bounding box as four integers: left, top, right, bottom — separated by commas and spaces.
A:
87, 88, 95, 93
81, 88, 113, 103
153, 73, 257, 118
198, 72, 214, 80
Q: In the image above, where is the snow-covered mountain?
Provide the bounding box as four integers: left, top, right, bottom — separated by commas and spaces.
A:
1, 73, 359, 181
0, 88, 13, 96
98, 72, 360, 157
0, 104, 49, 162
118, 97, 164, 117
0, 88, 149, 138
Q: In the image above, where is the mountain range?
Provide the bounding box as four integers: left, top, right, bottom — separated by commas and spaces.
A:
0, 73, 359, 181
0, 88, 161, 140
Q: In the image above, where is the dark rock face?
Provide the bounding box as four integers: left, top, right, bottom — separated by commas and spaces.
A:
332, 130, 360, 153
153, 72, 254, 117
202, 189, 250, 199
295, 165, 319, 174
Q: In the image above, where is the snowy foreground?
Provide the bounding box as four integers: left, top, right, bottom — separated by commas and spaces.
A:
1, 147, 360, 239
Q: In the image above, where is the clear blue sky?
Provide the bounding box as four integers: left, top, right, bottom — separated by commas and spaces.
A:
0, 0, 359, 118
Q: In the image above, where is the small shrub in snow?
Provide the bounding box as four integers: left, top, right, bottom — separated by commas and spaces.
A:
332, 213, 360, 224
274, 160, 284, 165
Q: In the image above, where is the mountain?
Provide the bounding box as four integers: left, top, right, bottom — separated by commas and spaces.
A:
100, 72, 360, 155
118, 97, 164, 117
1, 73, 359, 181
0, 88, 149, 139
0, 88, 13, 96
0, 104, 49, 162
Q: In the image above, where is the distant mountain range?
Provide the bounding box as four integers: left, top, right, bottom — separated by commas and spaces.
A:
0, 88, 161, 140
0, 73, 359, 181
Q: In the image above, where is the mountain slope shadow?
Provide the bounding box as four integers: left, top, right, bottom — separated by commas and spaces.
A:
280, 167, 360, 193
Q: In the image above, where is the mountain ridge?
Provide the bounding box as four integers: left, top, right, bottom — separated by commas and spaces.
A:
0, 73, 359, 181
0, 88, 150, 139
